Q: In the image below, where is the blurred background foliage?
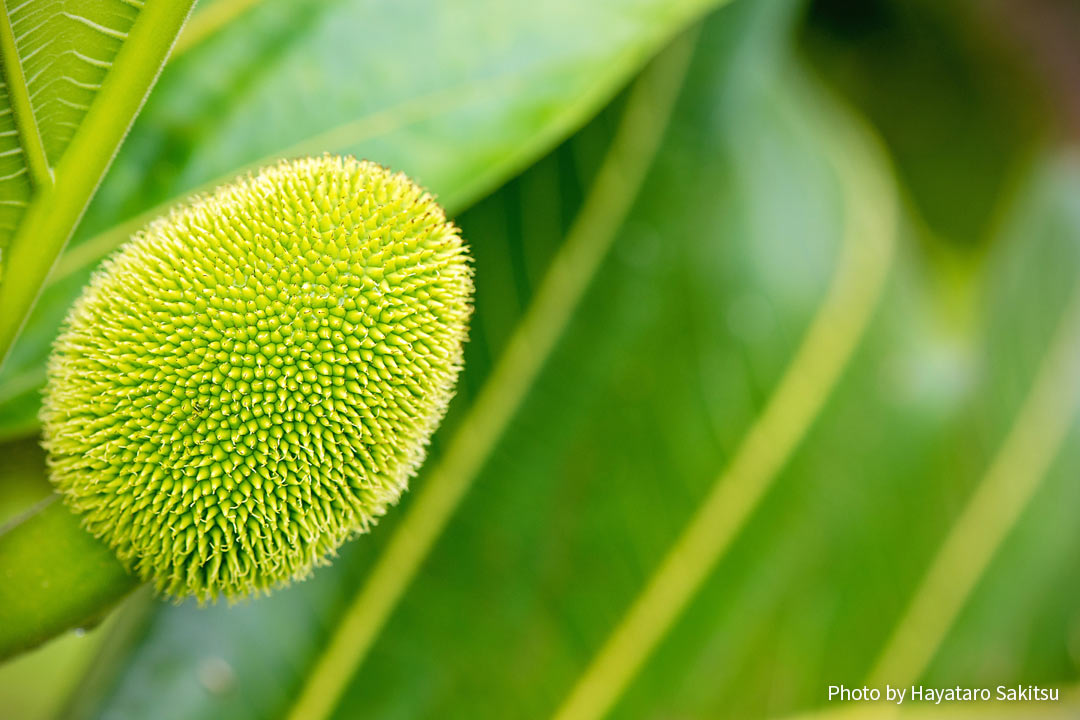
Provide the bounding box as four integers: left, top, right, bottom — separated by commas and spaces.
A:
2, 0, 1080, 718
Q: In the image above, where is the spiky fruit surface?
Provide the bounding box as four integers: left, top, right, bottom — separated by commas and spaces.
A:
41, 156, 472, 601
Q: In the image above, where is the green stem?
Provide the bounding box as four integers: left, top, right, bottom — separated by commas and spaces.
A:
0, 0, 197, 369
283, 32, 699, 720
0, 498, 137, 660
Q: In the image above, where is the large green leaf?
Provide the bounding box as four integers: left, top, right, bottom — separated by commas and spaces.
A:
0, 0, 726, 439
0, 0, 196, 365
53, 1, 1080, 719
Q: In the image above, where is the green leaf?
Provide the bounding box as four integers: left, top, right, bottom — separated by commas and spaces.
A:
0, 0, 197, 366
0, 0, 725, 439
55, 1, 1080, 718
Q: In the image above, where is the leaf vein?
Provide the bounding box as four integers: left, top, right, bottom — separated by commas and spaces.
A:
60, 11, 128, 40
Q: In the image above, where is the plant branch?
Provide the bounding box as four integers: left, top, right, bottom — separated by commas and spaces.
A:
0, 498, 137, 659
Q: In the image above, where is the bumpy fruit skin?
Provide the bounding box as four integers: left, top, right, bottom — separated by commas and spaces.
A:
41, 156, 472, 602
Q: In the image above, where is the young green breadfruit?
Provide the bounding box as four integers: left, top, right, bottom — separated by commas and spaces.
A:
41, 156, 472, 602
